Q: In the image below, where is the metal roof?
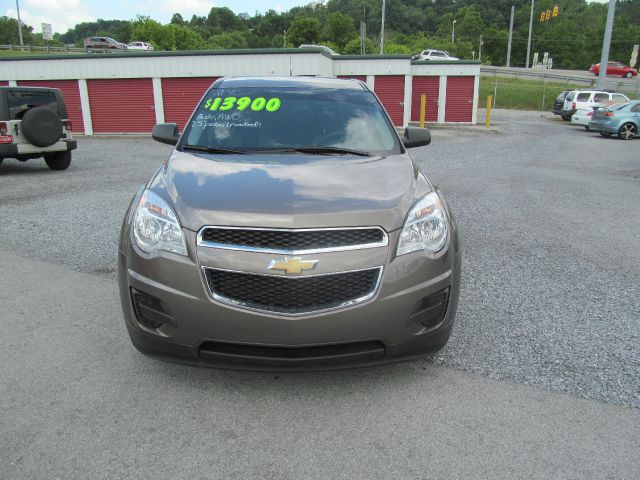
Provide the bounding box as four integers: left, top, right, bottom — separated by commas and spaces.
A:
213, 76, 368, 90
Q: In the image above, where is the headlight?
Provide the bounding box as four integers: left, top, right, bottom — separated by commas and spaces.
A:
397, 191, 449, 256
133, 189, 187, 256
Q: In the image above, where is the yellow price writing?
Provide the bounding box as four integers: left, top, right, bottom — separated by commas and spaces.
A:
203, 97, 282, 112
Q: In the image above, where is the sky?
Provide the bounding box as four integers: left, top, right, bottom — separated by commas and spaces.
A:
5, 0, 611, 37
4, 0, 314, 35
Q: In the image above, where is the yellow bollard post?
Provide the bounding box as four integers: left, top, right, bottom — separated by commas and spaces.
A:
420, 94, 426, 128
486, 95, 492, 128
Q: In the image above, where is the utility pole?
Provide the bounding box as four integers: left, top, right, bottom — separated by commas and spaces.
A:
526, 0, 534, 68
597, 0, 617, 90
452, 19, 456, 43
16, 0, 24, 46
360, 5, 367, 55
479, 34, 483, 62
506, 5, 515, 67
283, 30, 287, 48
380, 0, 386, 55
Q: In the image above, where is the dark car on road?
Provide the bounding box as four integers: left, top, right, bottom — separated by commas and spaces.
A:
118, 76, 461, 370
0, 86, 77, 170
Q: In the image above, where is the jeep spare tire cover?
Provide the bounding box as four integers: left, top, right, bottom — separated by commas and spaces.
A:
21, 106, 63, 147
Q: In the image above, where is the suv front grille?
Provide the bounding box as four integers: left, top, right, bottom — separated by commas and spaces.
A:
198, 227, 387, 254
204, 267, 382, 315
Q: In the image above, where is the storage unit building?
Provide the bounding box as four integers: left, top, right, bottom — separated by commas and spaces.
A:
0, 49, 480, 134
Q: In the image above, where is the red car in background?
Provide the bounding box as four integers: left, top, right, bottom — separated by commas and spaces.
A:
590, 61, 638, 78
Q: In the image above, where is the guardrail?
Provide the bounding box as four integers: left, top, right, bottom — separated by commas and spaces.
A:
481, 66, 640, 96
481, 66, 597, 85
0, 44, 85, 54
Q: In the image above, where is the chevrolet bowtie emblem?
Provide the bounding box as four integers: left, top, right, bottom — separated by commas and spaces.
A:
268, 257, 318, 274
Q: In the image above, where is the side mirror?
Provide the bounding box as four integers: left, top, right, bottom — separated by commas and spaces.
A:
402, 127, 431, 148
152, 123, 180, 146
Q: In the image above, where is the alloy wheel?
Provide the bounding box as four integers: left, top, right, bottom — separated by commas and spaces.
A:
618, 123, 636, 140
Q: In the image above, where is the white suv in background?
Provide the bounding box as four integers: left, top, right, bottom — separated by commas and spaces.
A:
561, 90, 629, 120
415, 49, 459, 61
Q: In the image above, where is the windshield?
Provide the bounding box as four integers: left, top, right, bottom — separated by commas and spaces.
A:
180, 86, 402, 156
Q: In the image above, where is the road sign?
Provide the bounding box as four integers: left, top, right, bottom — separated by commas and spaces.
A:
42, 23, 53, 41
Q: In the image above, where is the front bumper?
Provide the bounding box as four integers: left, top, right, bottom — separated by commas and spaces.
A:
118, 227, 461, 371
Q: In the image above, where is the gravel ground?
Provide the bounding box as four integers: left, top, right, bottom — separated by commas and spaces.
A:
1, 110, 638, 409
414, 110, 640, 408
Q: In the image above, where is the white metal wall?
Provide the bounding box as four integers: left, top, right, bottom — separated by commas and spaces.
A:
0, 52, 334, 80
0, 51, 480, 132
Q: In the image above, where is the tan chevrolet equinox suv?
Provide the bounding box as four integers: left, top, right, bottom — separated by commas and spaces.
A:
118, 76, 461, 370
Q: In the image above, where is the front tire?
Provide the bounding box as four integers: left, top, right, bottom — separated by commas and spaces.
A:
44, 151, 71, 170
625, 72, 633, 78
618, 123, 637, 140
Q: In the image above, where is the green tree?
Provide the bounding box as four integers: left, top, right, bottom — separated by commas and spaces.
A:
206, 7, 243, 34
343, 37, 375, 54
0, 16, 29, 44
208, 31, 248, 49
131, 16, 173, 50
271, 33, 286, 48
170, 13, 185, 25
167, 24, 205, 50
457, 6, 484, 40
385, 43, 412, 54
324, 12, 356, 49
60, 19, 132, 44
288, 16, 321, 46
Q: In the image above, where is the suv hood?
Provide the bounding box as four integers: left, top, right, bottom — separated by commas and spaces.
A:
149, 150, 431, 232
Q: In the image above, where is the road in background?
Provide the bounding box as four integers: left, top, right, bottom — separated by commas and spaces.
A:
482, 66, 640, 95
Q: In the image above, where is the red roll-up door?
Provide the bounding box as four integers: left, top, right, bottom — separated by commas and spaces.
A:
411, 76, 439, 123
445, 76, 475, 122
162, 77, 219, 131
0, 81, 8, 86
88, 78, 155, 133
17, 79, 84, 133
374, 75, 404, 126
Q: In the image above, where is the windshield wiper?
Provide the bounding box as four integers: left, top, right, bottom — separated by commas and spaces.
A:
293, 146, 371, 156
181, 144, 248, 154
256, 146, 371, 157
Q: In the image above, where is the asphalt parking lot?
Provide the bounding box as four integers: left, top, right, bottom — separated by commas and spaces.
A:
1, 111, 639, 478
